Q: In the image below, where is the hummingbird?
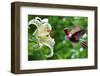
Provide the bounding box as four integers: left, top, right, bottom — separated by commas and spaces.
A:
64, 25, 87, 48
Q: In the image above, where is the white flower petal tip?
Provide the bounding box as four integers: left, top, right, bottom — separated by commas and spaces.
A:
28, 17, 42, 27
45, 48, 54, 58
42, 18, 48, 23
29, 17, 55, 58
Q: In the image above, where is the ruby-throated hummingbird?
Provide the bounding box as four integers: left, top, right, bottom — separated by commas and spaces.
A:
64, 25, 87, 48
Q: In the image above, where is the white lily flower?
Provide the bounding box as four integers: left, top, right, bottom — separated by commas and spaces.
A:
29, 17, 55, 58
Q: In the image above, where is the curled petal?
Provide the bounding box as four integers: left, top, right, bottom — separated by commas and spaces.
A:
42, 37, 55, 57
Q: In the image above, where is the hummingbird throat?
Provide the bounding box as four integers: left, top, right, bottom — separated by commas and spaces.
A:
67, 33, 72, 38
65, 30, 72, 38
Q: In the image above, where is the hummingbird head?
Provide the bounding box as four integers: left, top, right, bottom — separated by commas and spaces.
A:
64, 28, 69, 35
64, 28, 72, 38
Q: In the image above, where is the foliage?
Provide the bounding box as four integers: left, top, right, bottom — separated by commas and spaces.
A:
28, 15, 88, 60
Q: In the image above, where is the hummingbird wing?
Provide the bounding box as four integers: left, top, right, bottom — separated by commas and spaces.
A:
70, 25, 81, 35
71, 30, 85, 42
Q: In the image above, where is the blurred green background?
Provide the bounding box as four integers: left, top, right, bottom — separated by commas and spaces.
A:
28, 15, 88, 60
